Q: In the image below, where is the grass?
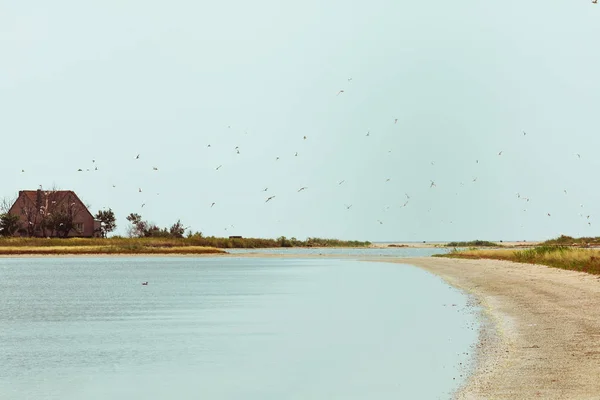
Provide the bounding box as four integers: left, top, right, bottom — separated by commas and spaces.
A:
0, 244, 226, 255
541, 235, 600, 247
435, 245, 600, 275
0, 236, 371, 254
445, 240, 498, 247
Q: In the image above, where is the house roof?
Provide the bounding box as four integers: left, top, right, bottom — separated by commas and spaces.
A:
14, 190, 94, 220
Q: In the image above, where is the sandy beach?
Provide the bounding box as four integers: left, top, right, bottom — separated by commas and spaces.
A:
374, 257, 600, 400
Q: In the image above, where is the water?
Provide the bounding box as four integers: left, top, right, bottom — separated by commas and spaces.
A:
225, 246, 451, 257
0, 257, 478, 400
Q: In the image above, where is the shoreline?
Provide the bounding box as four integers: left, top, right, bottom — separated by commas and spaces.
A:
376, 257, 600, 399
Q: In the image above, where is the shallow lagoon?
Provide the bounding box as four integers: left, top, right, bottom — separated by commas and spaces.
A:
0, 256, 478, 399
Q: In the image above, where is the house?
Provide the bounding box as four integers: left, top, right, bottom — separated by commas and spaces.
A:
7, 189, 101, 238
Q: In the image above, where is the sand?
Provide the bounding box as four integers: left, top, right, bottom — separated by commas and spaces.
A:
373, 257, 600, 400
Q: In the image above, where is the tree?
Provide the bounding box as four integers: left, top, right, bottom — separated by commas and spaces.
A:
0, 213, 20, 236
95, 209, 117, 238
169, 219, 186, 238
0, 194, 17, 214
126, 213, 147, 238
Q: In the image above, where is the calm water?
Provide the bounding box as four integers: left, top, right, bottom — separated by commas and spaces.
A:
0, 257, 478, 400
224, 247, 451, 257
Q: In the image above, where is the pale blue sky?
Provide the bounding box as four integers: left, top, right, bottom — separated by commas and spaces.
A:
1, 1, 599, 241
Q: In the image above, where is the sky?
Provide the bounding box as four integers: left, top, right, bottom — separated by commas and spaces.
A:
1, 1, 599, 242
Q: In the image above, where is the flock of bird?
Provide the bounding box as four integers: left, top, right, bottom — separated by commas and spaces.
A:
12, 68, 598, 239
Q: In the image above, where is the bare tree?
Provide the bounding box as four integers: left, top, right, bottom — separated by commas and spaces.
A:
0, 194, 17, 214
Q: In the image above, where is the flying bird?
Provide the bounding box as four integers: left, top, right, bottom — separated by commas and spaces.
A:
386, 178, 391, 182
498, 151, 503, 156
577, 153, 581, 158
378, 220, 383, 225
266, 196, 276, 203
430, 180, 436, 188
303, 136, 307, 140
216, 165, 222, 170
77, 169, 82, 172
262, 188, 268, 192
297, 187, 307, 192
337, 90, 344, 96
394, 118, 398, 124
211, 202, 215, 208
141, 203, 145, 208
275, 157, 280, 161
345, 204, 352, 210
138, 188, 142, 193
294, 152, 298, 157
523, 131, 527, 136
366, 131, 370, 137
338, 180, 345, 185
153, 167, 158, 171
348, 77, 352, 82
136, 154, 140, 159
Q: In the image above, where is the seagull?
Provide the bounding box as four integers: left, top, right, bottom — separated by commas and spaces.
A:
394, 118, 398, 124
77, 169, 83, 172
430, 180, 436, 188
564, 189, 567, 194
112, 185, 116, 188
211, 202, 215, 208
337, 90, 344, 96
472, 177, 477, 182
547, 213, 551, 217
136, 154, 140, 159
294, 152, 298, 157
577, 153, 581, 158
523, 131, 527, 136
207, 144, 211, 148
348, 77, 352, 82
138, 188, 142, 193
266, 196, 276, 203
338, 180, 345, 185
94, 166, 98, 171
216, 165, 222, 170
345, 204, 352, 210
476, 160, 479, 164
153, 167, 158, 171
498, 151, 503, 156
303, 136, 307, 140
366, 131, 370, 137
297, 187, 307, 192
262, 188, 268, 192
377, 220, 383, 225
21, 169, 24, 173
92, 159, 95, 163
141, 203, 145, 208
386, 178, 391, 182
275, 157, 280, 161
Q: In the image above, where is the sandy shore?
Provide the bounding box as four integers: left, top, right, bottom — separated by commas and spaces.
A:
372, 257, 600, 400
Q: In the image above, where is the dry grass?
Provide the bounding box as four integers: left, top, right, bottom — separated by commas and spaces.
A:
436, 246, 600, 275
0, 236, 370, 249
0, 244, 225, 255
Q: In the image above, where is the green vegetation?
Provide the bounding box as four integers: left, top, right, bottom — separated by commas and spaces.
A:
435, 245, 600, 275
445, 240, 499, 247
0, 235, 371, 255
540, 235, 600, 247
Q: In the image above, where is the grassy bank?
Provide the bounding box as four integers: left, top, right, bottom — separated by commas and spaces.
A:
0, 236, 371, 254
541, 235, 600, 247
435, 245, 600, 275
0, 245, 225, 255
